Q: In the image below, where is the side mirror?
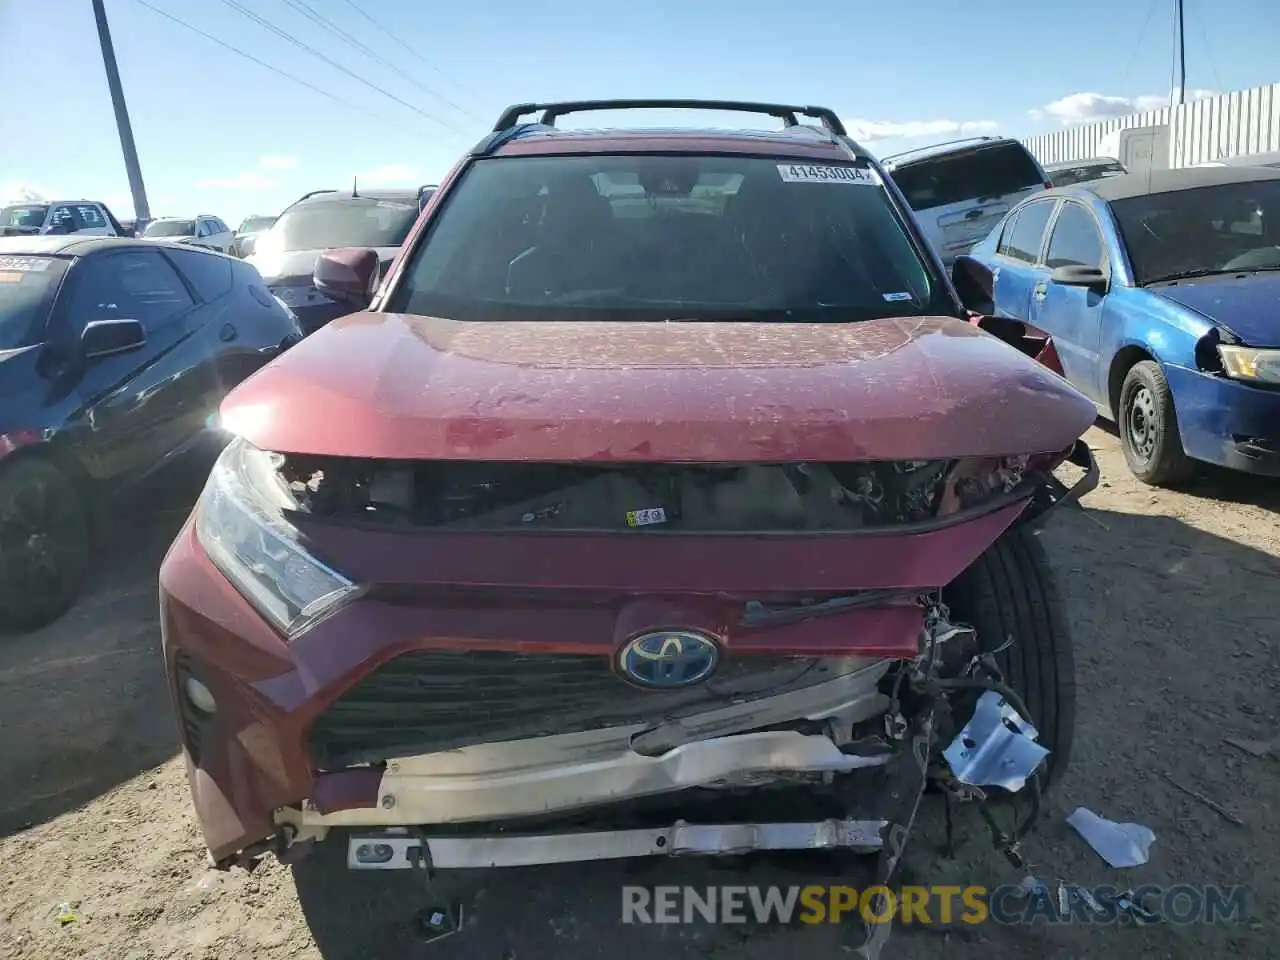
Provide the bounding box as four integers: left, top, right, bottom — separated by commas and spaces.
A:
45, 222, 73, 236
315, 247, 380, 308
951, 255, 995, 315
1050, 264, 1109, 291
82, 318, 146, 359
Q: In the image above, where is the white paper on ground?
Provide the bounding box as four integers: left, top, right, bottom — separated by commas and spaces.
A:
1066, 806, 1156, 868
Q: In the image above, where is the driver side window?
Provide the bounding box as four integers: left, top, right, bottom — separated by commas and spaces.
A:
1045, 203, 1106, 270
66, 251, 195, 334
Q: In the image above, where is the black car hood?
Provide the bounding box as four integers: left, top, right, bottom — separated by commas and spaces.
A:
1152, 272, 1280, 348
249, 246, 403, 284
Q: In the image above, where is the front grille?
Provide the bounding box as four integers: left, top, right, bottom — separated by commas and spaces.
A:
307, 649, 847, 770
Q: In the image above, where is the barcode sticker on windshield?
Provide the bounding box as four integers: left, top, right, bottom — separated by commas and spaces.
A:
0, 256, 53, 272
883, 292, 914, 302
776, 163, 880, 185
626, 507, 667, 527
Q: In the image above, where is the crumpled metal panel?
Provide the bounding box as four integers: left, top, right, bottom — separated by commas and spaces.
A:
942, 690, 1048, 792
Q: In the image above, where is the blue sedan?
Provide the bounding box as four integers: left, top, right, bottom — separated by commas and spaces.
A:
955, 166, 1280, 485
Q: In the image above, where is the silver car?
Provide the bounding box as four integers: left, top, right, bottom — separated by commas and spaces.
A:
881, 137, 1050, 267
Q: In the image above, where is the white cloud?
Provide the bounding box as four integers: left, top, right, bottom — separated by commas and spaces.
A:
1031, 89, 1217, 124
195, 171, 275, 191
355, 164, 419, 187
0, 181, 55, 204
258, 154, 297, 170
845, 118, 1000, 143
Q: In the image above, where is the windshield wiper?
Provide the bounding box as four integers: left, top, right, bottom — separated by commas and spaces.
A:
1147, 265, 1280, 284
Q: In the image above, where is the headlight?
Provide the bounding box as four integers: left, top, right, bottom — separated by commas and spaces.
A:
195, 437, 360, 634
1218, 344, 1280, 384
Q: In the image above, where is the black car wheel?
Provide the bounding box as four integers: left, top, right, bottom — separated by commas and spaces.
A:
0, 458, 91, 632
1119, 360, 1195, 486
942, 524, 1075, 790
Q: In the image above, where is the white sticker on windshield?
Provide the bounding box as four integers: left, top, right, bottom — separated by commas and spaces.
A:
376, 201, 414, 211
0, 256, 53, 272
625, 507, 667, 527
882, 292, 914, 302
776, 163, 880, 185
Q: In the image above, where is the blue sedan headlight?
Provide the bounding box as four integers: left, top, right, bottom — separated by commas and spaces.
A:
1218, 345, 1280, 385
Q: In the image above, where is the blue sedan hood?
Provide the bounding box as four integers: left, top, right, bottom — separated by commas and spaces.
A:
1152, 272, 1280, 348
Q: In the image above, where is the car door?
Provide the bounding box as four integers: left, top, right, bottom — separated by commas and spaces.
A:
46, 204, 83, 236
1034, 201, 1111, 401
212, 219, 234, 252
54, 248, 218, 482
989, 198, 1058, 322
194, 218, 215, 249
73, 203, 112, 236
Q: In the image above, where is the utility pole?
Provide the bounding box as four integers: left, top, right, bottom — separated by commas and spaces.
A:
1173, 0, 1187, 106
92, 0, 151, 225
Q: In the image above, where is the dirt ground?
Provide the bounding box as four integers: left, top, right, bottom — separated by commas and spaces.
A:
1, 427, 1277, 960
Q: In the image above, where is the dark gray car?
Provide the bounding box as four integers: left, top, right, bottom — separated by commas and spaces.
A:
246, 189, 423, 334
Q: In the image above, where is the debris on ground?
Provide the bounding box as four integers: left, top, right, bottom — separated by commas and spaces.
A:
1066, 807, 1157, 867
942, 690, 1049, 792
1157, 771, 1245, 826
1223, 734, 1280, 758
54, 902, 80, 926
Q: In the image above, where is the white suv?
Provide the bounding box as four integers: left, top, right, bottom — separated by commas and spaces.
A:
141, 215, 235, 253
880, 137, 1050, 268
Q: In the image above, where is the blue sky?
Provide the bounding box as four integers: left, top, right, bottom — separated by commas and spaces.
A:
1, 0, 1276, 224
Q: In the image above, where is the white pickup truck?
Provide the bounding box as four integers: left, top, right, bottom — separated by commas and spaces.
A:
0, 199, 126, 237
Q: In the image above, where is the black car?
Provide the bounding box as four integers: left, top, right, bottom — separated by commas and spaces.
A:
0, 235, 303, 630
246, 187, 426, 334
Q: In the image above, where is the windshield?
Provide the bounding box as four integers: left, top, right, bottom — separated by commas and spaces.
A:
262, 197, 418, 252
1112, 180, 1280, 283
144, 220, 195, 238
1050, 162, 1126, 187
889, 143, 1045, 211
1, 205, 48, 229
239, 216, 276, 234
390, 154, 944, 323
0, 255, 68, 349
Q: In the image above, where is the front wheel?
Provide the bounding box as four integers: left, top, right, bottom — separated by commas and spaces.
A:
942, 524, 1075, 790
1119, 360, 1195, 486
0, 458, 91, 632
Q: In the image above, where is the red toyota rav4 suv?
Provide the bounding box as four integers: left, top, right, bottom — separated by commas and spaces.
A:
159, 100, 1096, 924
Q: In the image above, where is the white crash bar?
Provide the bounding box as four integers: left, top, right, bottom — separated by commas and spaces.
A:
347, 818, 888, 870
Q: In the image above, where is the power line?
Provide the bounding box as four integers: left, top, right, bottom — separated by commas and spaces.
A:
133, 0, 401, 130
1185, 0, 1224, 92
339, 0, 486, 120
279, 0, 483, 127
1119, 0, 1161, 94
216, 0, 462, 137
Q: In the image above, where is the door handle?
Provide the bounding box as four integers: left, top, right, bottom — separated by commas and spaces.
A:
220, 323, 238, 342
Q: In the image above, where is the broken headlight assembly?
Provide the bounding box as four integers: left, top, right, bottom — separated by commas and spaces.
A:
195, 437, 360, 635
1218, 344, 1280, 385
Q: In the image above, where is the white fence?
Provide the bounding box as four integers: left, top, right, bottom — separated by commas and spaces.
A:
1020, 82, 1280, 168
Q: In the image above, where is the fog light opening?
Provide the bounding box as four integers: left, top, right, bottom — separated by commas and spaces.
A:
355, 843, 395, 864
185, 676, 218, 715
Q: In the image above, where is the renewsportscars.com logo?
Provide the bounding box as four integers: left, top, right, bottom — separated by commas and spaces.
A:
621, 884, 1250, 926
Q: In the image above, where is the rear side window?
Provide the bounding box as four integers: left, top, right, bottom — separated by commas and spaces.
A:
165, 247, 234, 301
66, 250, 194, 332
1003, 200, 1056, 264
391, 154, 950, 323
1045, 203, 1105, 270
891, 143, 1045, 212
996, 211, 1021, 256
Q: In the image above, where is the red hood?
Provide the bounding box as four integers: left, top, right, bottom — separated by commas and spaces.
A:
220, 312, 1095, 461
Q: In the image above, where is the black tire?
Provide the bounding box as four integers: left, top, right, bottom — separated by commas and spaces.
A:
1118, 360, 1195, 486
0, 457, 91, 632
942, 524, 1076, 790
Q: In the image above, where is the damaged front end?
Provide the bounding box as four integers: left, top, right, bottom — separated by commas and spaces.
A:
189, 445, 1088, 878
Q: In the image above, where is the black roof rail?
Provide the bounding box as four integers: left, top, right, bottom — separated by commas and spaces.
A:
492, 99, 848, 137
292, 189, 338, 204
878, 136, 1004, 165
